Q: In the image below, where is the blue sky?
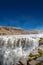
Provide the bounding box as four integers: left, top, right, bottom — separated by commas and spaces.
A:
0, 0, 43, 30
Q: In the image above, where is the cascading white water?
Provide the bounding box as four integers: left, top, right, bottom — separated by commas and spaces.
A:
0, 35, 39, 65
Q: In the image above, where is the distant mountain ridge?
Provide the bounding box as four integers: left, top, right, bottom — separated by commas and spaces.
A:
0, 26, 42, 35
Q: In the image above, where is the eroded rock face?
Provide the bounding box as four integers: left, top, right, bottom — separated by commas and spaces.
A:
0, 35, 39, 65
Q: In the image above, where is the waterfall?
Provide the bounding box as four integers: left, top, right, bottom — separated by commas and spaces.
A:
0, 35, 39, 65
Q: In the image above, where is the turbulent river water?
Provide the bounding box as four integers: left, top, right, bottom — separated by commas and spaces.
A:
0, 34, 43, 65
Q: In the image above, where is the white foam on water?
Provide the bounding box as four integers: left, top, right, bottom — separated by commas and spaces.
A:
0, 34, 43, 65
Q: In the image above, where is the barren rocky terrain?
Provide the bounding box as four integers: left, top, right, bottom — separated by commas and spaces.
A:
0, 26, 42, 35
